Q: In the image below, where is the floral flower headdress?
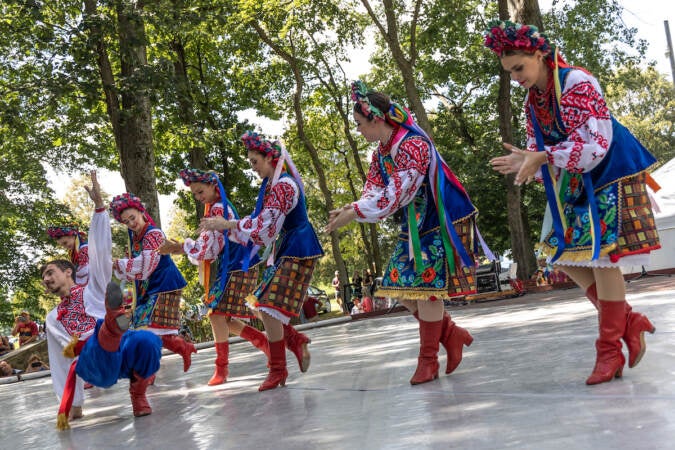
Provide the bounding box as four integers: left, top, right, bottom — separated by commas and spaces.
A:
241, 131, 282, 160
350, 80, 385, 121
109, 192, 155, 225
179, 168, 219, 186
484, 20, 551, 57
47, 223, 85, 241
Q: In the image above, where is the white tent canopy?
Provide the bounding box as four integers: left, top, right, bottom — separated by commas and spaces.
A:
623, 157, 675, 275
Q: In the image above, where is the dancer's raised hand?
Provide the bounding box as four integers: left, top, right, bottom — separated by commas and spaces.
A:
84, 170, 104, 209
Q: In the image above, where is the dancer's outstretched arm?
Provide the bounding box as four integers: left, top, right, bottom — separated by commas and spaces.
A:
83, 170, 111, 320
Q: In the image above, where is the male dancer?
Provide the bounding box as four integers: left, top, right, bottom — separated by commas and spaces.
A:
44, 172, 162, 429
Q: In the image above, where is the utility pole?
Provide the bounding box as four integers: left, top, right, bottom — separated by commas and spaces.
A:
665, 20, 675, 89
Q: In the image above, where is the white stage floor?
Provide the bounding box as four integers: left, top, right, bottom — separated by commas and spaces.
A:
2, 277, 674, 449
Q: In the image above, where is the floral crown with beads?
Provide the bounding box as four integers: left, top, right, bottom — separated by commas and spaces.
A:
241, 131, 282, 160
484, 20, 551, 57
179, 168, 219, 186
351, 80, 385, 121
109, 192, 150, 223
47, 223, 85, 240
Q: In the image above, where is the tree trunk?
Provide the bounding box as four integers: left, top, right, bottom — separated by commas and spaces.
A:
82, 0, 160, 225
362, 0, 433, 136
169, 37, 207, 221
115, 0, 160, 226
495, 0, 540, 279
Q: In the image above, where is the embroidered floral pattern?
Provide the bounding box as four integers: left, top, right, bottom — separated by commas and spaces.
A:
543, 179, 619, 251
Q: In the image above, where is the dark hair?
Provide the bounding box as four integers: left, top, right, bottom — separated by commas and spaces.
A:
353, 91, 391, 122
0, 361, 12, 376
40, 259, 76, 282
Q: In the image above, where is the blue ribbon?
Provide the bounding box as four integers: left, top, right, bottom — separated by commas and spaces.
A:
240, 177, 268, 272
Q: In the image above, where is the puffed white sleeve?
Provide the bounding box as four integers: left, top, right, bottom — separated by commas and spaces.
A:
183, 203, 227, 264
229, 178, 299, 247
352, 138, 430, 222
526, 69, 612, 181
83, 208, 111, 320
113, 229, 163, 281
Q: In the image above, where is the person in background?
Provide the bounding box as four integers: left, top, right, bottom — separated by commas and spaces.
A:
302, 295, 322, 323
486, 21, 658, 385
47, 222, 89, 285
352, 270, 363, 300
0, 336, 12, 356
12, 312, 39, 347
0, 360, 20, 378
350, 298, 363, 315
24, 353, 50, 373
361, 295, 373, 313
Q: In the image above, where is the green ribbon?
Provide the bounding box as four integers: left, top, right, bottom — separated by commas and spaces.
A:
436, 173, 456, 275
407, 201, 425, 274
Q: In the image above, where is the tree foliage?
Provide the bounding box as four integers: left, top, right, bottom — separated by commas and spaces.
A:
0, 0, 671, 327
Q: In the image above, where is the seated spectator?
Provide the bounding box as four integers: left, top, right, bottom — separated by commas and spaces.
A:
350, 298, 363, 315
533, 270, 547, 286
24, 353, 50, 373
11, 311, 39, 347
302, 296, 322, 323
0, 335, 11, 356
548, 267, 567, 285
0, 360, 20, 378
361, 296, 373, 313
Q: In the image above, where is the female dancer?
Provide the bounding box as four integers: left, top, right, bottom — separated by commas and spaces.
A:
327, 81, 488, 385
200, 132, 324, 391
47, 223, 89, 285
110, 193, 197, 372
485, 21, 659, 384
158, 168, 269, 386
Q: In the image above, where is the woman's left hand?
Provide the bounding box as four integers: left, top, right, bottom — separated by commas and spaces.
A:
200, 216, 235, 232
326, 205, 357, 233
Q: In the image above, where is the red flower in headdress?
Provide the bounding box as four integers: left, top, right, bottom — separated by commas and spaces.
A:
109, 192, 153, 224
241, 131, 281, 160
483, 20, 551, 57
47, 224, 82, 239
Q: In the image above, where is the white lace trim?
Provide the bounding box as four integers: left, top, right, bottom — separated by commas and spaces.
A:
247, 301, 291, 325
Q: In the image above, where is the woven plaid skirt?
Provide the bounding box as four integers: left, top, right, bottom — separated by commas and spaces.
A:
247, 257, 318, 319
210, 266, 260, 319
133, 289, 183, 330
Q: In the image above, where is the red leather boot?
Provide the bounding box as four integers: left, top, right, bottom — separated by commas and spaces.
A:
282, 323, 311, 372
414, 311, 473, 375
129, 371, 152, 417
586, 284, 655, 368
208, 341, 229, 386
259, 340, 288, 391
440, 312, 473, 374
410, 318, 443, 385
240, 325, 270, 359
161, 334, 197, 372
586, 300, 627, 385
98, 282, 130, 352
